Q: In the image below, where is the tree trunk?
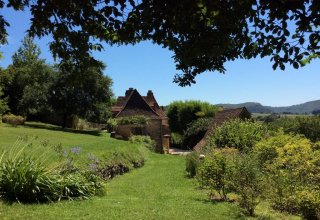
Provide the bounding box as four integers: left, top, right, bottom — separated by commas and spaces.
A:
62, 113, 67, 128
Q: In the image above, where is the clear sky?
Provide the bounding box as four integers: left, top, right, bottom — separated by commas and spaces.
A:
1, 7, 319, 107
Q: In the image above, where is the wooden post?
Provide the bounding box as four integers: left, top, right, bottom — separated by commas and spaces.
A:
162, 134, 170, 154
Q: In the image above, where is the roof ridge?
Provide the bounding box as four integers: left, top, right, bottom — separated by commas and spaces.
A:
115, 89, 161, 118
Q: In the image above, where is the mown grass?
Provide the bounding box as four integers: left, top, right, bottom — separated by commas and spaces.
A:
0, 122, 301, 219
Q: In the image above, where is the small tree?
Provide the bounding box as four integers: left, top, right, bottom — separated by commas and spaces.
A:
197, 149, 237, 201
231, 154, 263, 216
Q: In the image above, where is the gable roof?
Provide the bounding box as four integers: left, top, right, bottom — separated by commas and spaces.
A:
193, 107, 251, 151
112, 88, 165, 118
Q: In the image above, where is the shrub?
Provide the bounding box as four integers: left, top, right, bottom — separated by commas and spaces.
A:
255, 132, 320, 216
87, 150, 147, 180
267, 116, 320, 142
210, 119, 267, 151
0, 141, 104, 203
182, 118, 211, 149
166, 100, 219, 134
197, 148, 237, 201
116, 115, 147, 126
129, 135, 156, 152
170, 132, 183, 148
297, 189, 320, 220
106, 118, 118, 132
2, 113, 25, 126
185, 151, 201, 177
231, 154, 263, 216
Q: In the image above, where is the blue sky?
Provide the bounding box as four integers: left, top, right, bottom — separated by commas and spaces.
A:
1, 7, 320, 107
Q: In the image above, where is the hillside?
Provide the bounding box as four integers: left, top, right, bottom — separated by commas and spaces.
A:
218, 100, 320, 114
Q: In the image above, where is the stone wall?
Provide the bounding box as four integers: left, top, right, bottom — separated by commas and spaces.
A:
146, 119, 163, 153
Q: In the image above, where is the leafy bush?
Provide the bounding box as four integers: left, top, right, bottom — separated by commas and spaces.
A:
209, 119, 267, 151
106, 118, 118, 132
129, 135, 156, 152
185, 151, 201, 177
170, 132, 183, 148
182, 118, 211, 149
87, 149, 147, 180
254, 132, 320, 217
2, 113, 25, 126
297, 189, 320, 220
267, 116, 320, 142
166, 100, 219, 134
197, 148, 237, 201
231, 154, 263, 216
116, 115, 147, 125
0, 141, 104, 203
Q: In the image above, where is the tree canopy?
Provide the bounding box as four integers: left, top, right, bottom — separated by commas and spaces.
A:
0, 1, 319, 86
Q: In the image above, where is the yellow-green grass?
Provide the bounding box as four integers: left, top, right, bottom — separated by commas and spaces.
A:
0, 122, 301, 219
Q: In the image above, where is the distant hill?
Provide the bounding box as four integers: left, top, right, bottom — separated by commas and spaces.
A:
218, 100, 320, 114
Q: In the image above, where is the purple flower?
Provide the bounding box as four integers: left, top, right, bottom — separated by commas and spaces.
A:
87, 153, 99, 163
70, 147, 82, 155
89, 163, 98, 171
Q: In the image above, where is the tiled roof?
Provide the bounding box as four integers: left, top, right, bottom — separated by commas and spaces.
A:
112, 88, 165, 119
193, 107, 251, 151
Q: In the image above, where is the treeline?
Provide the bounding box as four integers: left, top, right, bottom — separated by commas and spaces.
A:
0, 36, 113, 128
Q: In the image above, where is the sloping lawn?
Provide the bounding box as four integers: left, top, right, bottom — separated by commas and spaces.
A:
0, 122, 300, 219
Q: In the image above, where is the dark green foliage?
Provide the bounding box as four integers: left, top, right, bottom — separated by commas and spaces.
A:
166, 100, 218, 134
51, 62, 113, 127
2, 113, 25, 126
0, 86, 8, 116
2, 1, 319, 85
129, 135, 156, 152
2, 36, 55, 117
210, 119, 267, 151
88, 150, 146, 180
116, 116, 147, 126
182, 118, 211, 149
185, 152, 200, 178
267, 116, 320, 142
170, 132, 183, 148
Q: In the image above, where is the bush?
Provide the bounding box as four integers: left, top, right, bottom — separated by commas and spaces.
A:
129, 135, 156, 152
106, 118, 118, 132
182, 118, 211, 149
116, 115, 147, 126
267, 116, 320, 142
0, 143, 104, 203
297, 189, 320, 220
166, 100, 219, 134
231, 154, 263, 216
254, 132, 320, 216
210, 119, 267, 151
2, 113, 25, 126
185, 151, 201, 177
197, 148, 237, 201
170, 132, 183, 148
87, 149, 147, 180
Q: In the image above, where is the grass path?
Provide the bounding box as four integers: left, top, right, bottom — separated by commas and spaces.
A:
1, 154, 243, 220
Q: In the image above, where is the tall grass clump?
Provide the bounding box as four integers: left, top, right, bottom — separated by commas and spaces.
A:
0, 136, 104, 203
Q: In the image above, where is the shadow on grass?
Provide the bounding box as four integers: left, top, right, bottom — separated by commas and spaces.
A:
23, 122, 103, 136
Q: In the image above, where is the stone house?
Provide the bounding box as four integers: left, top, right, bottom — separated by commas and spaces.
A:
194, 107, 251, 151
111, 88, 170, 153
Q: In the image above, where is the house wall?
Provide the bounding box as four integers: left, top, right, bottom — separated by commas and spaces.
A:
146, 119, 163, 153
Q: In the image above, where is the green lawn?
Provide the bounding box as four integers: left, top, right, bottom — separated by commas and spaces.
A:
0, 122, 300, 219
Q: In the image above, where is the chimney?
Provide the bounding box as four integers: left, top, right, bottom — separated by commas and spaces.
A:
125, 88, 134, 96
147, 90, 153, 98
